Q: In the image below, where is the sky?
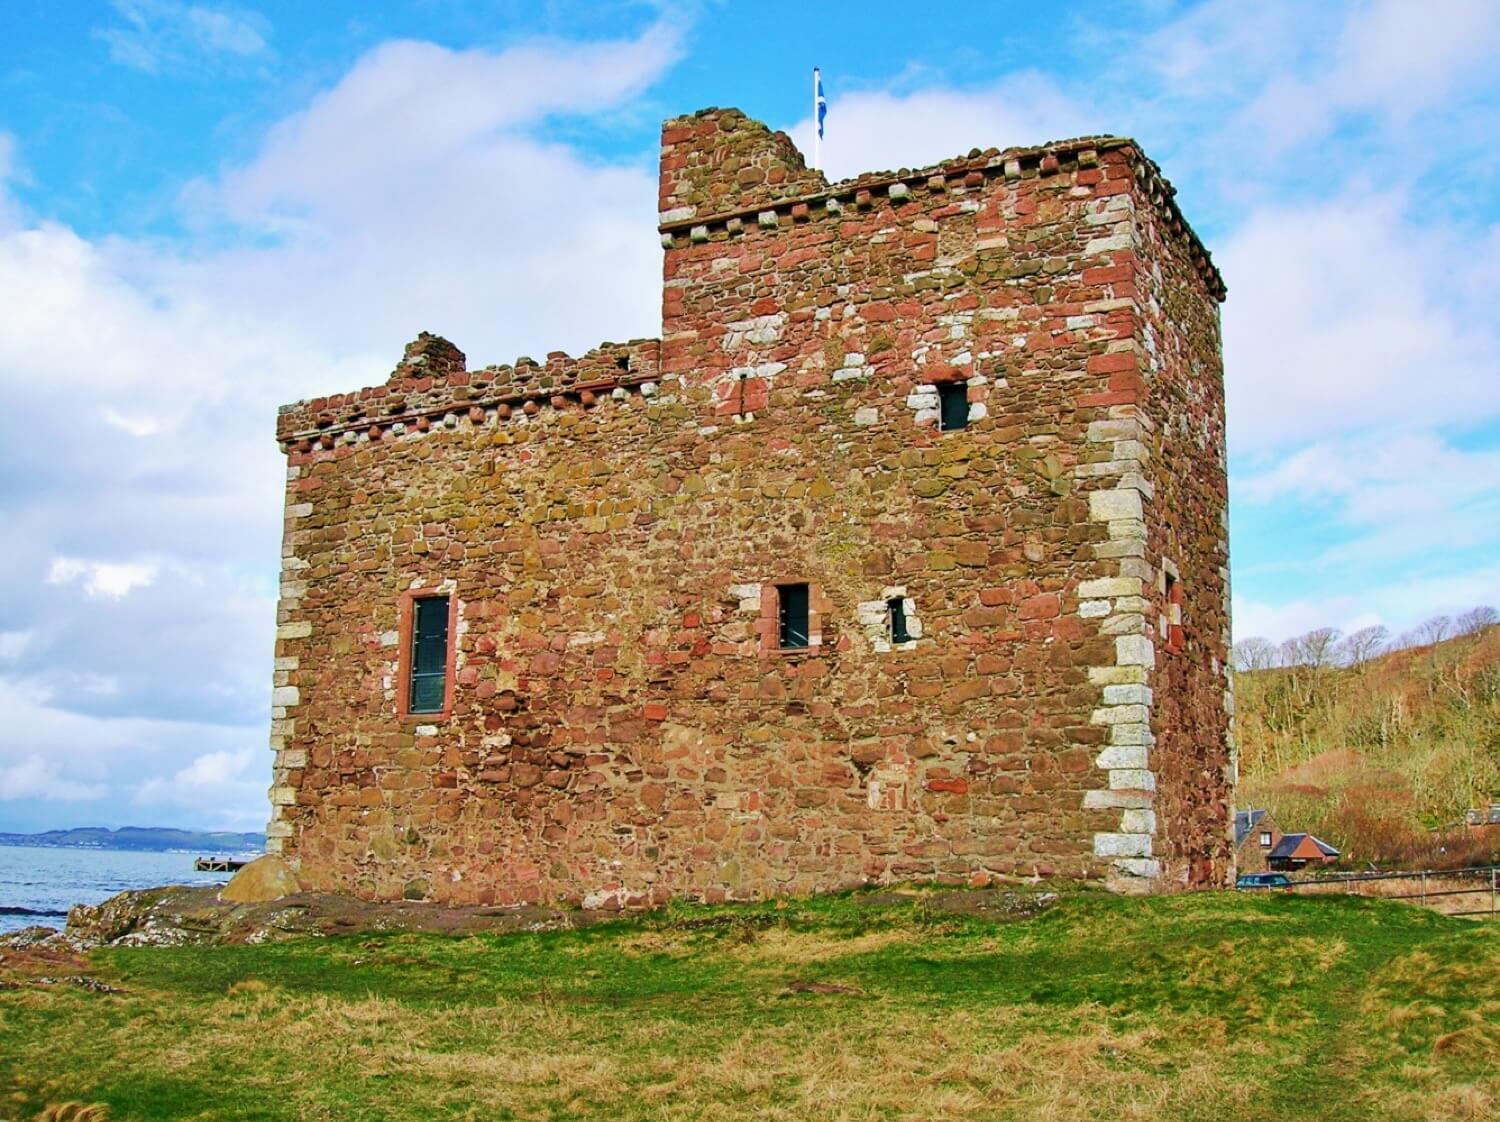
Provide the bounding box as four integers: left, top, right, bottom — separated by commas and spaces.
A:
0, 0, 1496, 833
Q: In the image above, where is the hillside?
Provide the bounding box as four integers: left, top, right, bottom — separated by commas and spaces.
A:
1, 891, 1495, 1121
1235, 625, 1500, 865
0, 827, 266, 853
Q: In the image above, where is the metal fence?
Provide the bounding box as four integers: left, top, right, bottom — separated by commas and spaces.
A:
1288, 863, 1500, 917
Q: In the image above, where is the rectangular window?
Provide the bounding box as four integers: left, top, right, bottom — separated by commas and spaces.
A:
1164, 572, 1185, 653
889, 597, 911, 644
408, 595, 450, 713
1259, 831, 1272, 847
938, 382, 969, 431
778, 583, 810, 649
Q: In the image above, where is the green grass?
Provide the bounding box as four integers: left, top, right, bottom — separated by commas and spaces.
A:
2, 891, 1496, 1121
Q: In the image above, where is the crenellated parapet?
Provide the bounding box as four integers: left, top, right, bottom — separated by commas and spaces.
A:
276, 335, 662, 453
659, 125, 1224, 304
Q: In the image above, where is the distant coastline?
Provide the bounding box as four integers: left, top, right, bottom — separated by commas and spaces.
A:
0, 827, 266, 854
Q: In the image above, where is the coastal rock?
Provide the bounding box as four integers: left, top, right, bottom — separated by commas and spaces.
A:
58, 883, 1059, 947
220, 855, 299, 904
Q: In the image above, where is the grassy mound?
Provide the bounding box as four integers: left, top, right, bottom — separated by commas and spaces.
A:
2, 890, 1496, 1121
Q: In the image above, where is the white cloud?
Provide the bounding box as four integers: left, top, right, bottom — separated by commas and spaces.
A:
1327, 0, 1500, 119
102, 407, 163, 438
0, 25, 680, 831
47, 557, 160, 600
0, 631, 31, 662
1235, 562, 1500, 644
785, 73, 1093, 183
134, 748, 262, 824
1145, 0, 1500, 159
1220, 192, 1500, 452
95, 0, 272, 75
0, 756, 107, 802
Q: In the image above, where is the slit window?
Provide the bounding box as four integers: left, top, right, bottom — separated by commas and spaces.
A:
408, 595, 450, 713
1164, 572, 1185, 653
889, 597, 911, 644
778, 583, 810, 649
938, 382, 969, 431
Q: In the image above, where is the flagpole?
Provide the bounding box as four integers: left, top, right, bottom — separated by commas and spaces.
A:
813, 67, 821, 171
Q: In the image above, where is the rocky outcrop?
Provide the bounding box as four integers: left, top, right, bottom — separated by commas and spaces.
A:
220, 855, 300, 903
31, 885, 1058, 948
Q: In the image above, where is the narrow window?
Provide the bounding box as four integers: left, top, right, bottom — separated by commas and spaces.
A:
778, 583, 810, 649
889, 597, 911, 644
1164, 572, 1185, 653
408, 595, 450, 713
937, 382, 969, 431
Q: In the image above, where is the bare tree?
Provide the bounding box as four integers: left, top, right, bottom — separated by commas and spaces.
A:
1338, 625, 1390, 668
1456, 605, 1498, 636
1232, 637, 1277, 671
1414, 615, 1453, 648
1300, 627, 1343, 669
1278, 635, 1307, 667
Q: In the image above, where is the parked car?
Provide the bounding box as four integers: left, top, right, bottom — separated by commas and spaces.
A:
1236, 872, 1293, 890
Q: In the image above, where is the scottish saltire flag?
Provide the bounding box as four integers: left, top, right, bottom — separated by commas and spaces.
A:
815, 69, 827, 139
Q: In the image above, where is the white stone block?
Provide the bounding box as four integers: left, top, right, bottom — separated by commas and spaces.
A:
1089, 489, 1143, 522
1101, 613, 1146, 636
1110, 723, 1155, 746
853, 407, 879, 426
1120, 809, 1157, 834
1088, 665, 1147, 686
1116, 634, 1155, 667
1083, 789, 1154, 810
1091, 704, 1149, 726
1078, 576, 1142, 598
1114, 858, 1161, 879
1079, 599, 1110, 618
1104, 678, 1146, 705
1094, 832, 1152, 857
1107, 517, 1148, 543
277, 621, 312, 640
1109, 768, 1157, 791
1087, 419, 1142, 443
1095, 743, 1147, 769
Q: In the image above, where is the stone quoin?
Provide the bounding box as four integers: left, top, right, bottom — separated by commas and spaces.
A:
266, 106, 1234, 906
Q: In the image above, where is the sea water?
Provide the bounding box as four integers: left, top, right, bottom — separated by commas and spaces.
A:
0, 845, 248, 934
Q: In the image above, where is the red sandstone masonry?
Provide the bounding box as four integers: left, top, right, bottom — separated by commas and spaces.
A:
266, 106, 1230, 906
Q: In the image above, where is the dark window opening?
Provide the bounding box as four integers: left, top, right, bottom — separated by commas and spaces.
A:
937, 381, 969, 431
409, 595, 450, 713
889, 597, 911, 644
778, 583, 810, 649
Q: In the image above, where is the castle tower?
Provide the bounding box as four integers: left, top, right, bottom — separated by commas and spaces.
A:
265, 106, 1231, 904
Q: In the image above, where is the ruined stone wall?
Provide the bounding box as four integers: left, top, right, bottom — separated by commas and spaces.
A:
266, 108, 1229, 906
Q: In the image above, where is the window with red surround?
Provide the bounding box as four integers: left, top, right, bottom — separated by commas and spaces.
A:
397, 588, 459, 719
759, 582, 827, 655
1163, 571, 1185, 654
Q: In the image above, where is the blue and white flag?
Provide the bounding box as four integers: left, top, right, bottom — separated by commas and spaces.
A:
815, 68, 827, 139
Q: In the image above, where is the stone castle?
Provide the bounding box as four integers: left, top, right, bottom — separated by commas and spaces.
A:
266, 107, 1233, 906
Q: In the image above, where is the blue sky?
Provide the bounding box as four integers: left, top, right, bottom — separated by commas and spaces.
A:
1, 0, 1497, 832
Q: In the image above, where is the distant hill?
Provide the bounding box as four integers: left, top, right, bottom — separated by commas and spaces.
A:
0, 826, 266, 853
1236, 624, 1500, 866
